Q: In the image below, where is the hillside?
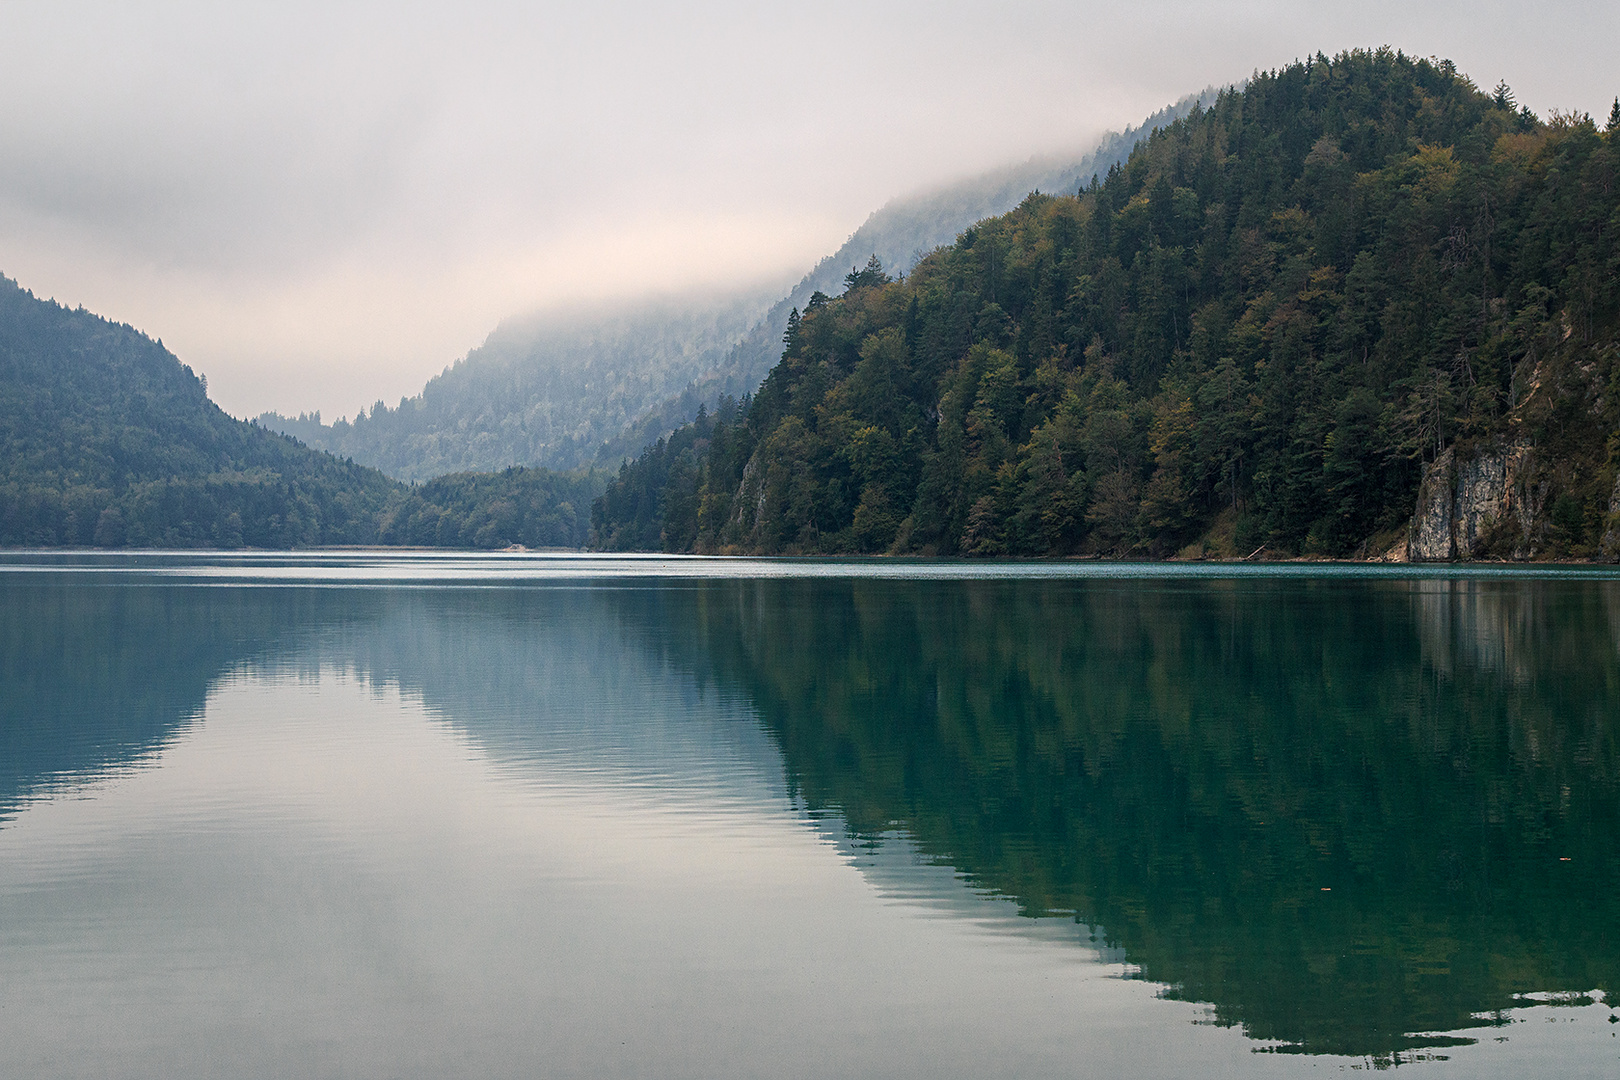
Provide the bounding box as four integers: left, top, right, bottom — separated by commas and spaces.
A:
260, 93, 1214, 480
0, 276, 403, 547
591, 50, 1620, 560
375, 466, 602, 549
0, 276, 604, 549
260, 289, 778, 481
661, 89, 1222, 434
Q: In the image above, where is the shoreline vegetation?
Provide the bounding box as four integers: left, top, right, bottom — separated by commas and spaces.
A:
6, 546, 1620, 568
4, 50, 1618, 564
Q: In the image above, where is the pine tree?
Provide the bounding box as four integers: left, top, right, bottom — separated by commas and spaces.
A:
783, 307, 801, 354
843, 254, 890, 293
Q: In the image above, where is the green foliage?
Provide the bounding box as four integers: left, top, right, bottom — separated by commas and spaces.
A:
379, 467, 604, 548
591, 396, 755, 551
0, 276, 401, 547
0, 276, 600, 549
594, 49, 1620, 557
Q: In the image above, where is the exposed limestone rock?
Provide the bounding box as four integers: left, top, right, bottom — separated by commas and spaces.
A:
1601, 472, 1620, 561
1501, 445, 1548, 559
1407, 448, 1456, 561
1407, 439, 1537, 562
1453, 449, 1507, 555
1373, 537, 1409, 562
729, 454, 765, 542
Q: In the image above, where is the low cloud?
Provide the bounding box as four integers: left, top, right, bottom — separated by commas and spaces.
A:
1, 1, 1614, 419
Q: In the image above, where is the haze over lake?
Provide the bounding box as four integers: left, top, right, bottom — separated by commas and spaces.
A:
3, 554, 1616, 1077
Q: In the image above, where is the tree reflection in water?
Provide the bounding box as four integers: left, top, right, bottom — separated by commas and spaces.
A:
661, 575, 1620, 1056
5, 568, 1616, 1058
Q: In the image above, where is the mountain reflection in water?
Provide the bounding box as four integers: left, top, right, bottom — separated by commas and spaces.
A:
2, 562, 1616, 1063
653, 575, 1620, 1055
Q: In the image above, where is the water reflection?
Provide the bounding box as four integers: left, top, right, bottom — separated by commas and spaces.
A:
1, 583, 315, 819
0, 581, 783, 821
2, 563, 1617, 1065
653, 576, 1620, 1056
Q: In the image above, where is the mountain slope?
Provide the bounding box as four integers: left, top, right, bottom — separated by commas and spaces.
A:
660, 89, 1223, 431
0, 276, 608, 549
591, 50, 1620, 560
261, 288, 778, 482
0, 276, 402, 547
261, 92, 1215, 480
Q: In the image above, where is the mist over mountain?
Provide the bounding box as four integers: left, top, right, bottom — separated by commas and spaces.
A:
261, 92, 1217, 480
591, 50, 1620, 561
668, 89, 1223, 425
262, 290, 778, 483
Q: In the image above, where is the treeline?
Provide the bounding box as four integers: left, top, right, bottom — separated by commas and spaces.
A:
377, 467, 603, 549
0, 276, 400, 547
0, 276, 600, 549
591, 49, 1620, 557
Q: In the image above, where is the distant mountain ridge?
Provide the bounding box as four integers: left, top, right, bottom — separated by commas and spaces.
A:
261, 90, 1219, 479
263, 289, 777, 483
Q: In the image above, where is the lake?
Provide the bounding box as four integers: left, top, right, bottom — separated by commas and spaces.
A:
2, 552, 1617, 1077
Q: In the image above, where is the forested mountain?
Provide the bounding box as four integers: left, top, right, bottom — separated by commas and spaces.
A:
592, 50, 1620, 560
633, 89, 1223, 446
260, 93, 1214, 481
0, 276, 601, 549
0, 276, 401, 547
259, 290, 778, 481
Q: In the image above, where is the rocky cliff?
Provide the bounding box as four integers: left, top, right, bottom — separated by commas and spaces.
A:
1602, 473, 1620, 559
1407, 440, 1547, 561
1406, 436, 1620, 562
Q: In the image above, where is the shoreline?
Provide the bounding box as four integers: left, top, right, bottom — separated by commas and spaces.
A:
2, 545, 1616, 568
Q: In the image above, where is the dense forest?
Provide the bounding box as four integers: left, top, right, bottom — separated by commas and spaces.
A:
0, 276, 599, 549
375, 467, 601, 548
592, 50, 1620, 559
0, 276, 400, 548
258, 93, 1209, 484
258, 290, 777, 480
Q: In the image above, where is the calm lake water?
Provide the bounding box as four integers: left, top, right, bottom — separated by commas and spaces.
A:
2, 552, 1617, 1077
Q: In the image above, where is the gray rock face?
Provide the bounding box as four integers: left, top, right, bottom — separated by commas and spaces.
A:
1407, 440, 1538, 562
1453, 449, 1508, 555
1408, 449, 1457, 561
1601, 472, 1620, 561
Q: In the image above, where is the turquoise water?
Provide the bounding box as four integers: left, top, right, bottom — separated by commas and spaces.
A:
2, 552, 1617, 1077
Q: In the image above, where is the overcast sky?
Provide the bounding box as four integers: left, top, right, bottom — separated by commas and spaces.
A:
2, 2, 1615, 420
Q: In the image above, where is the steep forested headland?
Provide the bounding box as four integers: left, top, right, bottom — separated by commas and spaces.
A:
657, 89, 1222, 453
0, 277, 599, 549
592, 50, 1620, 560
